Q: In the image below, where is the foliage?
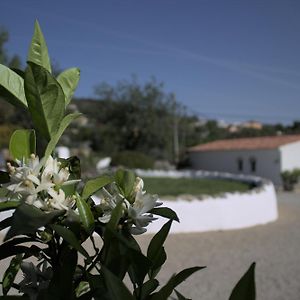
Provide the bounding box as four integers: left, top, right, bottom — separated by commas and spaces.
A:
229, 263, 256, 300
0, 21, 256, 300
111, 151, 155, 169
0, 27, 22, 69
79, 80, 189, 162
281, 168, 300, 191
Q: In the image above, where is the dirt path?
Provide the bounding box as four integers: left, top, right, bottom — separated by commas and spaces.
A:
137, 192, 300, 300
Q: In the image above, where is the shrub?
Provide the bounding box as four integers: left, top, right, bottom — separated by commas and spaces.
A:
281, 169, 300, 191
111, 150, 154, 169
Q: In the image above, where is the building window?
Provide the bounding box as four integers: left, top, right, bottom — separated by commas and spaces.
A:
249, 157, 256, 172
237, 158, 243, 171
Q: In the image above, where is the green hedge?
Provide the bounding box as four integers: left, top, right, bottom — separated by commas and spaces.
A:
111, 151, 154, 169
281, 169, 300, 191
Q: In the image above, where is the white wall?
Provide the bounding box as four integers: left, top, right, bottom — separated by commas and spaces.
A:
147, 182, 278, 234
280, 141, 300, 171
189, 149, 282, 185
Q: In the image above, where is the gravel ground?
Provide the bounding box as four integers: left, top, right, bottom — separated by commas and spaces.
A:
136, 192, 300, 300
0, 192, 299, 299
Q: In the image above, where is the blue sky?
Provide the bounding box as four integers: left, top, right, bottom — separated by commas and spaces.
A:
1, 0, 300, 124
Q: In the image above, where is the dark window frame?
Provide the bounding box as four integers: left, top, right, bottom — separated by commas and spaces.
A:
249, 157, 256, 172
237, 158, 243, 171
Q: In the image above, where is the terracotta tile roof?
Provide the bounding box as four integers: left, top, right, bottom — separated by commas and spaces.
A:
189, 135, 300, 152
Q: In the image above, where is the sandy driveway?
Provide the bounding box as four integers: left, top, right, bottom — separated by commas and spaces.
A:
137, 192, 300, 300
0, 192, 299, 299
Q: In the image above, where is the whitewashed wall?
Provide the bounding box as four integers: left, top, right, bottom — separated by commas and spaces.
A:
147, 182, 278, 234
0, 171, 278, 236
280, 141, 300, 171
189, 149, 282, 185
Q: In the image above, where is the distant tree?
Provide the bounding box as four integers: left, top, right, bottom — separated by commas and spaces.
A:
0, 28, 9, 65
75, 77, 191, 163
8, 54, 22, 69
290, 121, 300, 133
51, 60, 63, 77
0, 27, 22, 68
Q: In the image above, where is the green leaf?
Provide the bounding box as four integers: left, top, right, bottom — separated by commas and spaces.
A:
0, 246, 30, 261
0, 201, 20, 213
115, 169, 135, 200
5, 204, 64, 241
10, 68, 25, 78
0, 187, 9, 197
229, 263, 256, 300
24, 63, 65, 141
45, 245, 78, 300
101, 241, 130, 285
50, 224, 90, 259
150, 207, 179, 222
86, 274, 107, 299
0, 217, 12, 231
75, 281, 90, 298
59, 156, 81, 197
106, 200, 124, 232
0, 64, 27, 109
102, 266, 135, 300
9, 129, 36, 160
44, 113, 81, 158
99, 226, 147, 281
149, 247, 167, 279
0, 296, 29, 299
100, 205, 127, 278
151, 266, 204, 300
147, 220, 172, 262
137, 279, 159, 300
0, 172, 10, 184
174, 289, 191, 300
147, 221, 173, 279
28, 20, 51, 73
57, 68, 80, 107
76, 196, 95, 234
0, 237, 37, 260
82, 175, 113, 200
127, 247, 152, 285
2, 254, 22, 295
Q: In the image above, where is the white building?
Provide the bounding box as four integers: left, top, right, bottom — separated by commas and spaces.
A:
188, 135, 300, 185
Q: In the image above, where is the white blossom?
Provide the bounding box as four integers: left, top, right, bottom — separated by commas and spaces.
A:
97, 177, 161, 234
97, 187, 121, 223
128, 177, 162, 234
5, 154, 79, 212
6, 155, 48, 196
46, 188, 75, 211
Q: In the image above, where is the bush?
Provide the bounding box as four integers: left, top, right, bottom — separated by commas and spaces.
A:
111, 150, 154, 169
281, 169, 300, 191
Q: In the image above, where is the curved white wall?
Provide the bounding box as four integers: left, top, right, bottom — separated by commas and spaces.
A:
147, 182, 278, 233
136, 170, 278, 234
0, 171, 278, 236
